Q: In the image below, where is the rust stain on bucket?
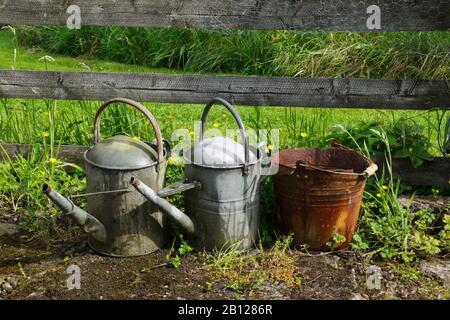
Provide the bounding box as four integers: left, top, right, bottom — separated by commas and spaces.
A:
273, 148, 376, 250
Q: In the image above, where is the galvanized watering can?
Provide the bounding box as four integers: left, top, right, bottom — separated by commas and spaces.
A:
43, 98, 170, 257
132, 98, 271, 251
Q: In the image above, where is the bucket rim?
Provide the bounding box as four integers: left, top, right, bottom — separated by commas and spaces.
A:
273, 147, 374, 177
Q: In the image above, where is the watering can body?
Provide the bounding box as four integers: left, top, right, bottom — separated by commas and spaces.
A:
182, 154, 262, 250
85, 143, 168, 257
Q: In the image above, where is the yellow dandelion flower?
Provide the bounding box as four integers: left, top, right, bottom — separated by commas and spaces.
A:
382, 185, 388, 190
376, 193, 382, 198
168, 156, 174, 165
213, 123, 219, 128
300, 132, 309, 138
267, 145, 274, 151
189, 131, 195, 137
49, 157, 58, 164
132, 136, 140, 141
42, 131, 49, 137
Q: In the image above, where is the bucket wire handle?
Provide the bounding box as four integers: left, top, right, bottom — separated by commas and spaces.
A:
93, 98, 164, 168
199, 97, 250, 175
332, 140, 378, 177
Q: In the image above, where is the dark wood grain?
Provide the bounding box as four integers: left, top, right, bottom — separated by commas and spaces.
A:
1, 70, 448, 109
372, 155, 450, 187
0, 0, 448, 31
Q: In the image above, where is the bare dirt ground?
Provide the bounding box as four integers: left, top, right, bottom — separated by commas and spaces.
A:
1, 220, 449, 300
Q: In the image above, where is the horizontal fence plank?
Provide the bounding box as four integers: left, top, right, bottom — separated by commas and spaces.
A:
372, 155, 450, 187
1, 143, 449, 186
1, 143, 87, 169
0, 70, 448, 109
0, 0, 448, 31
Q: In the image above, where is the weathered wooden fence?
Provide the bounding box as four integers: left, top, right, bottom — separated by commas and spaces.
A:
0, 0, 448, 31
0, 0, 449, 185
1, 71, 448, 109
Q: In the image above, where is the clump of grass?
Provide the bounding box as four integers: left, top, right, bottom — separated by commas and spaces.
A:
0, 143, 85, 239
162, 234, 194, 269
329, 118, 435, 167
204, 235, 301, 293
0, 98, 166, 145
271, 31, 449, 79
334, 125, 450, 261
15, 26, 449, 80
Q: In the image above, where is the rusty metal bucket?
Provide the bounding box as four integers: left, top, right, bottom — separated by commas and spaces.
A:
273, 148, 377, 250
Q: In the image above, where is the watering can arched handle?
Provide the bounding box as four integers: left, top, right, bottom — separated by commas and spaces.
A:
200, 97, 250, 175
93, 98, 164, 165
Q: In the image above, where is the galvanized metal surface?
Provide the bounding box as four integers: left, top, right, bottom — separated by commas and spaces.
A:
273, 148, 376, 250
183, 161, 262, 250
131, 177, 196, 235
86, 165, 167, 257
42, 184, 107, 243
182, 98, 264, 250
158, 180, 201, 198
84, 135, 158, 170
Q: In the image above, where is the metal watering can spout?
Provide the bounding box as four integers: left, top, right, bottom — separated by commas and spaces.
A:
130, 177, 196, 235
42, 184, 107, 243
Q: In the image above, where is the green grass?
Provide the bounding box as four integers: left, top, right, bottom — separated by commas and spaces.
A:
0, 30, 188, 74
205, 235, 302, 293
0, 29, 444, 152
15, 26, 450, 80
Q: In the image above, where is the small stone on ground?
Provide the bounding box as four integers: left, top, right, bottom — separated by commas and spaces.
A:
0, 223, 20, 238
420, 259, 450, 288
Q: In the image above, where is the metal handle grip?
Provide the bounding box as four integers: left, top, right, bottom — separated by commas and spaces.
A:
93, 98, 164, 165
200, 97, 250, 175
363, 163, 378, 177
